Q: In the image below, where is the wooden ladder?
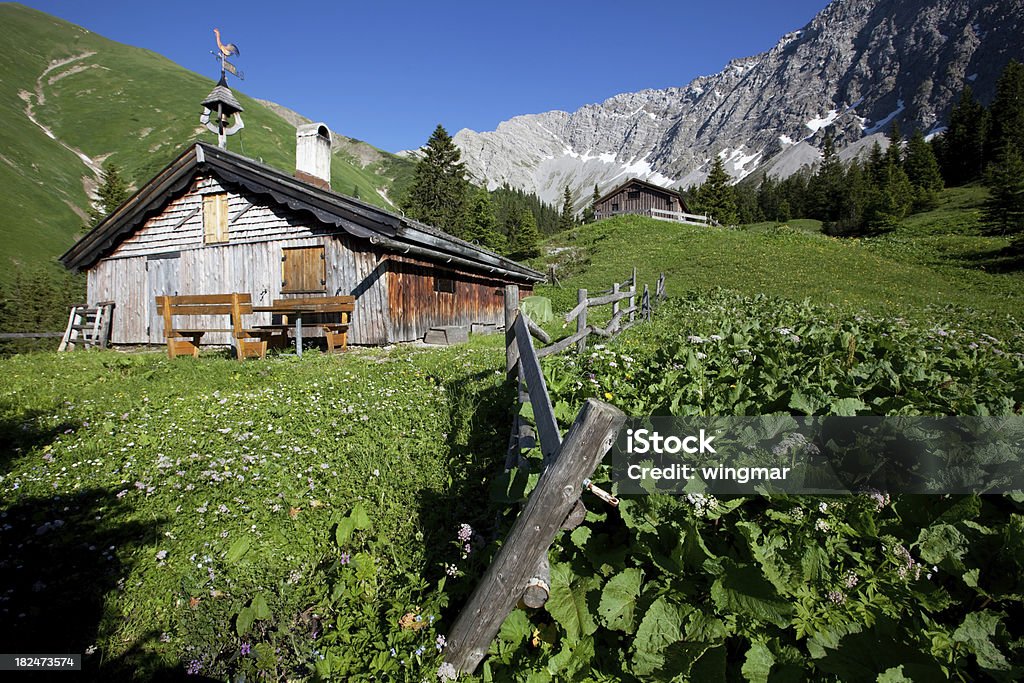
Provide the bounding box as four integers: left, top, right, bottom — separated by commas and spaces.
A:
58, 302, 114, 352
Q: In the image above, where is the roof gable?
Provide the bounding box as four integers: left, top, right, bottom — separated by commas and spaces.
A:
596, 177, 682, 205
60, 143, 542, 282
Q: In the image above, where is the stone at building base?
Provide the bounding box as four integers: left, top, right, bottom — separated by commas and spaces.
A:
471, 322, 498, 335
424, 326, 470, 345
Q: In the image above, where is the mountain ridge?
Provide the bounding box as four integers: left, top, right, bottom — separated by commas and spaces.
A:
451, 0, 1024, 209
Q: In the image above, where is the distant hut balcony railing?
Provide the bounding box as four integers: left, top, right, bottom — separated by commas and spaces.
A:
594, 208, 718, 227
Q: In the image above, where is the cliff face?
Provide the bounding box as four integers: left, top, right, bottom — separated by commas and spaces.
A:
451, 0, 1024, 208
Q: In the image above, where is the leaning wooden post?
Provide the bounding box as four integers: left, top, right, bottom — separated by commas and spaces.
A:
642, 284, 650, 321
504, 285, 520, 383
629, 267, 637, 324
442, 399, 625, 674
611, 282, 620, 333
576, 288, 587, 354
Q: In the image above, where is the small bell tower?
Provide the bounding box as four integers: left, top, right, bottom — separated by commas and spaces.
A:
200, 28, 245, 149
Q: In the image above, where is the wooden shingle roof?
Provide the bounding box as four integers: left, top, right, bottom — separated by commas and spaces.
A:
595, 177, 687, 210
60, 142, 543, 283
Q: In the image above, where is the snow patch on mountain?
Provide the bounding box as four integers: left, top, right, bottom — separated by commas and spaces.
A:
864, 99, 906, 134
806, 110, 840, 133
443, 0, 1024, 205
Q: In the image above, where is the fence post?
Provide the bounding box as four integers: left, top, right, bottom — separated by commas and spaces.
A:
505, 285, 520, 382
442, 399, 626, 674
629, 267, 636, 324
611, 282, 620, 333
576, 288, 587, 354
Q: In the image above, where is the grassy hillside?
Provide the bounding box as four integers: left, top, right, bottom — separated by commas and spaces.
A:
0, 3, 413, 283
536, 186, 1023, 336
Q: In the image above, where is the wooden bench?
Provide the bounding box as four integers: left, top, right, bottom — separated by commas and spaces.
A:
155, 293, 270, 360
259, 295, 355, 353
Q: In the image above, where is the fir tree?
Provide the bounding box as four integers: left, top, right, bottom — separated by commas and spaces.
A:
826, 160, 870, 235
903, 129, 944, 211
885, 122, 903, 168
87, 162, 131, 226
559, 185, 576, 231
940, 86, 989, 186
777, 170, 810, 220
986, 60, 1024, 161
756, 176, 782, 221
589, 183, 601, 222
865, 154, 913, 232
982, 144, 1024, 237
507, 208, 541, 260
735, 181, 762, 224
692, 156, 738, 225
401, 124, 471, 237
867, 141, 887, 186
810, 131, 844, 222
491, 185, 560, 235
464, 191, 507, 253
581, 203, 595, 224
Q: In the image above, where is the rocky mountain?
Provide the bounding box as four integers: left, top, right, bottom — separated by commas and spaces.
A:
451, 0, 1024, 209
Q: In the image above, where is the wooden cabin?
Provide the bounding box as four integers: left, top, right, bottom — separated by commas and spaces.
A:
60, 125, 543, 347
593, 178, 688, 220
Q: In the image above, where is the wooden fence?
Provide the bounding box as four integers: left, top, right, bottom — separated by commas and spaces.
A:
442, 289, 625, 674
535, 269, 666, 358
649, 207, 721, 227
442, 270, 671, 673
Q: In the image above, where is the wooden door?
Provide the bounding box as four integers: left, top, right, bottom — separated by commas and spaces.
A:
146, 252, 181, 342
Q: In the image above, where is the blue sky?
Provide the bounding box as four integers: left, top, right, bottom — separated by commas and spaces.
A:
20, 1, 830, 152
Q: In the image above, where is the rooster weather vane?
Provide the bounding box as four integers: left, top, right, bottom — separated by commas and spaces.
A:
200, 28, 245, 149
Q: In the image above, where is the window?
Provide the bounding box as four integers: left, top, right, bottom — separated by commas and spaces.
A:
666, 198, 674, 209
434, 276, 455, 294
611, 202, 620, 211
203, 193, 229, 244
281, 246, 327, 293
627, 190, 641, 200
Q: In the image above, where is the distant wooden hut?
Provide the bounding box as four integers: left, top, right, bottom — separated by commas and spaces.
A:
593, 178, 688, 221
60, 124, 543, 346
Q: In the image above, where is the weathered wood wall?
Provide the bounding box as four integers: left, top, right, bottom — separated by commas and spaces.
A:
595, 182, 683, 220
86, 176, 523, 346
89, 177, 389, 345
385, 256, 527, 342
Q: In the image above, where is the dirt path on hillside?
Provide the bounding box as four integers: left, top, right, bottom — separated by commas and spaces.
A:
19, 51, 105, 179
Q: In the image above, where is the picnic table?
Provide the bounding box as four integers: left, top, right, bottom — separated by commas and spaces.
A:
253, 295, 354, 357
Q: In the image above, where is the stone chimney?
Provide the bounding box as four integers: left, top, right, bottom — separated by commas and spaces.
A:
295, 123, 332, 190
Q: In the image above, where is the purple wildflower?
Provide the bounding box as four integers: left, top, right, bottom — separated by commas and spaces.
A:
340, 552, 350, 565
457, 524, 472, 542
240, 643, 251, 656
185, 659, 201, 675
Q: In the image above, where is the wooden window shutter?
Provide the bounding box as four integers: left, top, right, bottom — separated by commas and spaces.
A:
203, 193, 229, 244
281, 246, 327, 293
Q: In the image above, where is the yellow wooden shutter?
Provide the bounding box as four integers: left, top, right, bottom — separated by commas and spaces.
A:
203, 193, 229, 244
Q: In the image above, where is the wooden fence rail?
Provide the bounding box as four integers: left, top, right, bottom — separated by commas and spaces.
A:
442, 277, 660, 674
444, 313, 625, 674
649, 207, 720, 226
0, 332, 64, 340
539, 268, 664, 356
